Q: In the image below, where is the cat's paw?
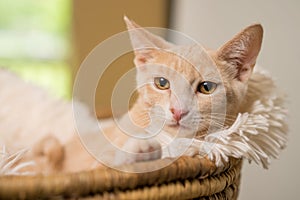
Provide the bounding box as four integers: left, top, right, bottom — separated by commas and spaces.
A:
113, 138, 162, 166
32, 135, 65, 171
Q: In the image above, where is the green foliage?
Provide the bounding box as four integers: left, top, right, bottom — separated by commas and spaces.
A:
0, 0, 72, 99
1, 59, 72, 99
0, 0, 71, 35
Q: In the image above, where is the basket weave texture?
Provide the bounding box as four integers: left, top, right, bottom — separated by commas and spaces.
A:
0, 156, 242, 200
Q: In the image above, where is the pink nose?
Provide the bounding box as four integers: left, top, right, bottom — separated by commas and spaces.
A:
170, 108, 188, 122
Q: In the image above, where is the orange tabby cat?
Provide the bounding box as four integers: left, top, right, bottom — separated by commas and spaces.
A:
0, 17, 263, 173
55, 17, 263, 170
98, 17, 263, 165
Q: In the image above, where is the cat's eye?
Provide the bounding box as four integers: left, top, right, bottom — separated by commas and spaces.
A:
197, 81, 217, 94
154, 77, 170, 90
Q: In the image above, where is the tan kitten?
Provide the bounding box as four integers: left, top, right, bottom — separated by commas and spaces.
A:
0, 18, 263, 173
37, 19, 264, 170
111, 17, 263, 164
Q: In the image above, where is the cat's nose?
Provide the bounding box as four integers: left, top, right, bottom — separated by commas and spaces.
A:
170, 108, 188, 122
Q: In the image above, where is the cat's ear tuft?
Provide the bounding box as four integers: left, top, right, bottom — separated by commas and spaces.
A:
217, 24, 263, 82
124, 16, 173, 66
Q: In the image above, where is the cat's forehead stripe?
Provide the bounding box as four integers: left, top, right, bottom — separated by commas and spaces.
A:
168, 53, 218, 81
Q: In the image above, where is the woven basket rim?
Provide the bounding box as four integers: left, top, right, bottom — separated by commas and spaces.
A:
0, 156, 242, 199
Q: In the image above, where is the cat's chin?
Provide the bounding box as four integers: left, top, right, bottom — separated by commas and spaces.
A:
164, 123, 197, 139
166, 123, 193, 132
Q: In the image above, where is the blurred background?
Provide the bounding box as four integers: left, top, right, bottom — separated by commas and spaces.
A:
0, 0, 72, 98
0, 0, 299, 199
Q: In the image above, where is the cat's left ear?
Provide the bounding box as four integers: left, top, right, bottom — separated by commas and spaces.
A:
217, 24, 263, 82
124, 16, 173, 66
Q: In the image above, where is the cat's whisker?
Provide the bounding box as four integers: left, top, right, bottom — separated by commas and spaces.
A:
209, 117, 237, 123
210, 118, 238, 125
210, 117, 237, 122
209, 113, 239, 119
209, 116, 237, 122
130, 113, 149, 119
189, 116, 204, 121
209, 117, 230, 125
149, 116, 168, 121
150, 112, 166, 117
208, 114, 238, 121
200, 120, 228, 130
209, 112, 237, 116
130, 116, 151, 125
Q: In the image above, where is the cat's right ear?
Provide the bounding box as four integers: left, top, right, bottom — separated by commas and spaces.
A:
124, 16, 173, 66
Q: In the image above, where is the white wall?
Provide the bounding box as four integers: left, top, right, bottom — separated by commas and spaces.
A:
170, 1, 300, 199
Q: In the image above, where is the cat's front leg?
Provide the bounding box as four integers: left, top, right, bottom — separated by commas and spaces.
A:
113, 137, 162, 166
32, 135, 65, 172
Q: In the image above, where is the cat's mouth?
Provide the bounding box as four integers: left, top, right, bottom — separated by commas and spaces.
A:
168, 123, 180, 128
167, 122, 190, 130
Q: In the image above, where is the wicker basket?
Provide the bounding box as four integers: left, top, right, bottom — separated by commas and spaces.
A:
0, 156, 242, 200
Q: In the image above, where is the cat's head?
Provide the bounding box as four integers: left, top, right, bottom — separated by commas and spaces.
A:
124, 16, 263, 136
